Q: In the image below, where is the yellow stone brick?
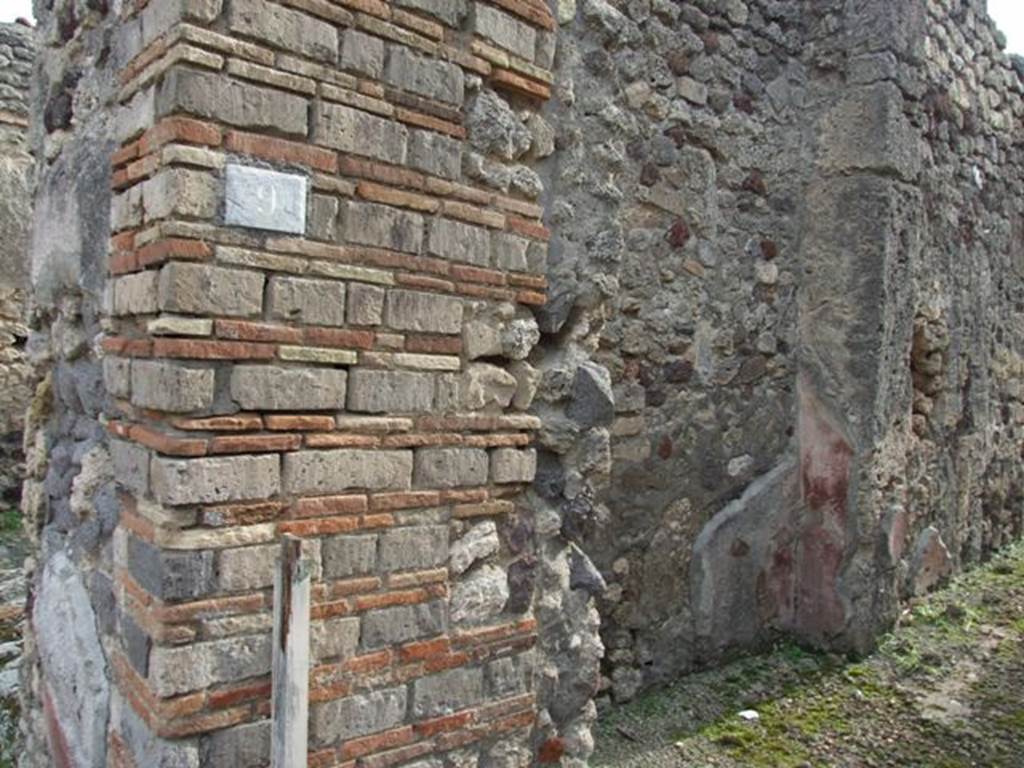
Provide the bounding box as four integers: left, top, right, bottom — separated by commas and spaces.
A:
278, 346, 358, 365
307, 260, 395, 286
147, 315, 215, 337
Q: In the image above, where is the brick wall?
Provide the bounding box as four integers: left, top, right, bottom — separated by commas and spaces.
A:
27, 0, 556, 765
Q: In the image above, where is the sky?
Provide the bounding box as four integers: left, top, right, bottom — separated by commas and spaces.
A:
0, 0, 1021, 49
989, 0, 1024, 53
1, 1, 32, 23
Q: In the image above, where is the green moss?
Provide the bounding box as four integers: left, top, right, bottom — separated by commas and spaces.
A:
0, 508, 19, 538
595, 541, 1024, 767
697, 719, 815, 767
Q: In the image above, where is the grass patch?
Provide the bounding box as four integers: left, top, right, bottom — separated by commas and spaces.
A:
594, 539, 1024, 767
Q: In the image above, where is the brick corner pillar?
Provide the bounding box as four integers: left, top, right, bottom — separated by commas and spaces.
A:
26, 0, 558, 765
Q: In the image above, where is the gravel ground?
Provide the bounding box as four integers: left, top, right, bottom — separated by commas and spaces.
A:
593, 541, 1024, 768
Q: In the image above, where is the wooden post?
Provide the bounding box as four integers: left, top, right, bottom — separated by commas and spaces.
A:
272, 534, 311, 768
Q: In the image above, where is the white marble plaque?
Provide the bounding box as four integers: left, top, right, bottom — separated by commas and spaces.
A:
224, 164, 307, 234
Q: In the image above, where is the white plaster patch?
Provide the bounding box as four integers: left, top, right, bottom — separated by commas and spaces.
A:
35, 551, 110, 767
224, 164, 307, 234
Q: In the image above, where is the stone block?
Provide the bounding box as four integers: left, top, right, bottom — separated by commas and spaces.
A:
111, 187, 142, 231
677, 76, 708, 105
279, 347, 356, 365
307, 193, 339, 241
347, 283, 386, 326
463, 319, 503, 361
526, 240, 548, 273
110, 439, 150, 496
347, 369, 435, 413
466, 89, 532, 161
310, 687, 407, 746
149, 634, 272, 697
157, 67, 309, 137
408, 129, 462, 180
509, 360, 540, 410
475, 4, 536, 61
128, 536, 216, 601
141, 0, 216, 38
268, 276, 347, 326
151, 454, 281, 506
436, 364, 517, 411
566, 361, 615, 427
503, 313, 544, 360
142, 168, 219, 223
225, 164, 308, 235
849, 52, 899, 85
428, 218, 490, 266
147, 315, 214, 337
414, 447, 488, 488
121, 612, 151, 676
492, 233, 529, 272
411, 666, 484, 718
449, 521, 499, 576
345, 201, 423, 253
490, 448, 537, 484
112, 272, 159, 316
284, 449, 413, 494
218, 543, 279, 592
384, 45, 464, 106
486, 653, 532, 698
229, 0, 338, 61
385, 290, 463, 334
379, 525, 448, 572
315, 102, 407, 164
360, 600, 446, 649
158, 262, 265, 317
231, 365, 348, 411
322, 534, 378, 579
818, 82, 921, 182
450, 564, 509, 624
200, 721, 271, 768
103, 357, 132, 399
340, 28, 385, 78
312, 617, 360, 662
131, 360, 215, 413
395, 0, 466, 26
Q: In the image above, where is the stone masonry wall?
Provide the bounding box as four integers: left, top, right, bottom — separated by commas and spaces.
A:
18, 0, 1024, 767
0, 22, 34, 504
532, 0, 1024, 726
533, 0, 812, 710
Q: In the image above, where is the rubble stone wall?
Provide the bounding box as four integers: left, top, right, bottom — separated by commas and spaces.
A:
0, 22, 34, 503
17, 0, 1024, 767
534, 0, 1024, 725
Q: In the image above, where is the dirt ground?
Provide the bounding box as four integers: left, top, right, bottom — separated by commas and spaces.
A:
593, 541, 1024, 768
0, 508, 25, 768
